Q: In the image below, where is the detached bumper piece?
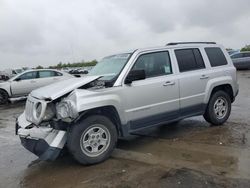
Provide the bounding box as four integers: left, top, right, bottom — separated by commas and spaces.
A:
16, 113, 67, 161
20, 137, 61, 161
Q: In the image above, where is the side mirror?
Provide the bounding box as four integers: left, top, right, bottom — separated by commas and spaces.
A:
125, 69, 146, 84
15, 77, 21, 82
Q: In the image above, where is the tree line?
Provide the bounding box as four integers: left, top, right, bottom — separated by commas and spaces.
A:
241, 45, 250, 52
36, 60, 98, 69
226, 44, 250, 52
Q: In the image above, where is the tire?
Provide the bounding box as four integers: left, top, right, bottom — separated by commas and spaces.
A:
203, 90, 231, 125
0, 89, 9, 105
67, 115, 117, 165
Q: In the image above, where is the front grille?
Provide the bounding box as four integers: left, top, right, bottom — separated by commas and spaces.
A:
25, 97, 35, 123
25, 95, 47, 125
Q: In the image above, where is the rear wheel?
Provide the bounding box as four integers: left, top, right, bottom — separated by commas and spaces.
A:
203, 90, 231, 125
0, 90, 9, 105
67, 115, 117, 165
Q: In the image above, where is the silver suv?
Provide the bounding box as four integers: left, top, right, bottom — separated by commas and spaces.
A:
16, 42, 239, 164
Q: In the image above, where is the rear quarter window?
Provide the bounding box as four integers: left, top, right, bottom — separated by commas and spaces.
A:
55, 71, 63, 76
205, 47, 228, 67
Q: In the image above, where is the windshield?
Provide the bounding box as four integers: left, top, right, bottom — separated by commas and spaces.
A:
89, 53, 131, 80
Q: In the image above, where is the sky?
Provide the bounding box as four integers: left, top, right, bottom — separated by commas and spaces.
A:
0, 0, 250, 70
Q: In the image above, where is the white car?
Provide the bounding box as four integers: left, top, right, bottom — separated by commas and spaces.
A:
0, 69, 73, 104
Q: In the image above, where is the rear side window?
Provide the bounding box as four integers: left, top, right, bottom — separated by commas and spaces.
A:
175, 48, 205, 72
39, 71, 57, 78
205, 47, 228, 67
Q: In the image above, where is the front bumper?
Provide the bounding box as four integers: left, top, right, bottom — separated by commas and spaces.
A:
16, 113, 67, 161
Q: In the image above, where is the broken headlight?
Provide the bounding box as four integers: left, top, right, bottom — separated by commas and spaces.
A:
34, 102, 42, 119
43, 103, 56, 121
56, 100, 78, 120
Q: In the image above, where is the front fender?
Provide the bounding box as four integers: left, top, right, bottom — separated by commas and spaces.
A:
67, 89, 126, 125
204, 76, 234, 104
0, 82, 11, 96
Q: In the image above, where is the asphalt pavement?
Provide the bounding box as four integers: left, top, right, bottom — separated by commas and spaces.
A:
0, 71, 250, 188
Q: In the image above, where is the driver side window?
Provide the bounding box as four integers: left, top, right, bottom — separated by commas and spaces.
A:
132, 51, 172, 78
18, 71, 38, 80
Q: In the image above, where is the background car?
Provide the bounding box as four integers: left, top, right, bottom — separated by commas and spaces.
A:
0, 71, 9, 82
230, 51, 250, 69
0, 69, 73, 104
0, 74, 9, 82
227, 49, 240, 55
3, 68, 25, 78
69, 68, 89, 75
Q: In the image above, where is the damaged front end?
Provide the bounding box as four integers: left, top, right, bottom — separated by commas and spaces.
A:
16, 76, 101, 160
16, 112, 67, 160
16, 93, 70, 161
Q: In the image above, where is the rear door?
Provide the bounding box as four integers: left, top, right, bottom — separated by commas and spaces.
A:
37, 70, 64, 88
122, 51, 180, 130
174, 48, 208, 116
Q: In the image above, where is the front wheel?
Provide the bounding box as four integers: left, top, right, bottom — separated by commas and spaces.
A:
203, 90, 231, 125
67, 115, 117, 165
0, 90, 9, 105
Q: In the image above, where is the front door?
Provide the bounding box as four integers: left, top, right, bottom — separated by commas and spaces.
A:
11, 71, 39, 96
122, 51, 180, 130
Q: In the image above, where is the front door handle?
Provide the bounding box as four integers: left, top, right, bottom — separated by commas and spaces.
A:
163, 81, 175, 86
200, 75, 209, 79
30, 80, 36, 83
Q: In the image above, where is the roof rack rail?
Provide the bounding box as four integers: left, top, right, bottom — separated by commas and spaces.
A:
166, 42, 216, 46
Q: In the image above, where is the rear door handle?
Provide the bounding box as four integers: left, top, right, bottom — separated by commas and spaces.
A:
200, 75, 209, 79
30, 80, 36, 83
163, 81, 175, 86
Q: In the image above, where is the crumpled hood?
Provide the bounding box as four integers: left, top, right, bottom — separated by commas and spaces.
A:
31, 76, 100, 100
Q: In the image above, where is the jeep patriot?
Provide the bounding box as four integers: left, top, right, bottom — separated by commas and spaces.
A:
16, 42, 239, 164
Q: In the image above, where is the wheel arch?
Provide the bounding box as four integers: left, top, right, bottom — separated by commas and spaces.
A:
206, 83, 234, 104
204, 77, 235, 104
0, 88, 10, 97
74, 105, 124, 137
